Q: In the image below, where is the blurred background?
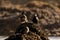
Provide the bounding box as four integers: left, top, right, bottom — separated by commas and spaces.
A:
0, 0, 59, 4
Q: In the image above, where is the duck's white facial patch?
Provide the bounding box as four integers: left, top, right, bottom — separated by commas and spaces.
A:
35, 14, 39, 22
26, 27, 29, 33
24, 15, 28, 22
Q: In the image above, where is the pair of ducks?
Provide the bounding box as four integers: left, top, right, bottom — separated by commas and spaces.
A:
16, 14, 39, 34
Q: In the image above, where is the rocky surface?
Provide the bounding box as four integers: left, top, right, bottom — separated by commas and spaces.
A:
5, 22, 49, 40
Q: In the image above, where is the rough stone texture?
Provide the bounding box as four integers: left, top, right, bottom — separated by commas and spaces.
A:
5, 22, 49, 40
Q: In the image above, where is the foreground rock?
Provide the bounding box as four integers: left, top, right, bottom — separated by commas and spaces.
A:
5, 22, 49, 40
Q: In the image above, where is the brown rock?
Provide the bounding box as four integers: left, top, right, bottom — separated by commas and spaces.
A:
5, 22, 49, 40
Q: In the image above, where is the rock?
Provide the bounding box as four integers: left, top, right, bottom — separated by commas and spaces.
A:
5, 22, 49, 40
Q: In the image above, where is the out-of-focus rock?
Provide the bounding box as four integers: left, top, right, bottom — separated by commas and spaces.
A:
24, 1, 60, 36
